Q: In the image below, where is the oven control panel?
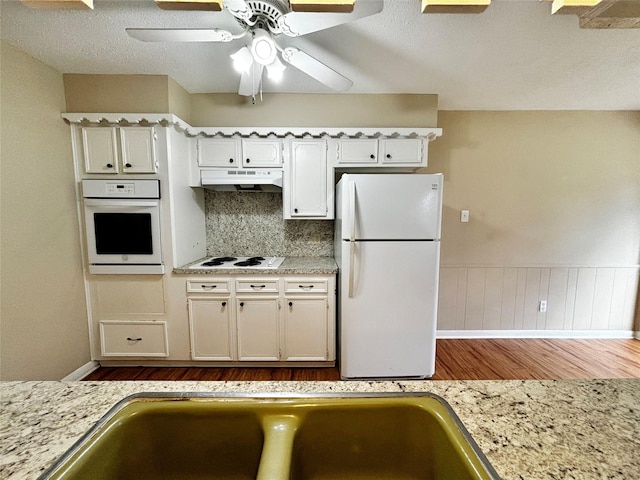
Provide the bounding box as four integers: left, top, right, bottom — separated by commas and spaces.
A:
106, 183, 135, 195
82, 179, 161, 199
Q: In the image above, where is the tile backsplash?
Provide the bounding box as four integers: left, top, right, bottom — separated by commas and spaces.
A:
205, 191, 334, 257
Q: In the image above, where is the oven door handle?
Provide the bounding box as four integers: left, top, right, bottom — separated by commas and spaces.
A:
83, 198, 160, 208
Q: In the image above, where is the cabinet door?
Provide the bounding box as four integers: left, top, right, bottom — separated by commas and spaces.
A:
242, 139, 282, 167
337, 139, 378, 164
379, 138, 424, 165
119, 127, 157, 173
82, 127, 119, 174
290, 140, 328, 217
284, 297, 328, 361
198, 137, 240, 167
188, 298, 234, 360
236, 297, 280, 361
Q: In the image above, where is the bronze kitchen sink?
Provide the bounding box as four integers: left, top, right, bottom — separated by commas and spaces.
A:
39, 393, 501, 480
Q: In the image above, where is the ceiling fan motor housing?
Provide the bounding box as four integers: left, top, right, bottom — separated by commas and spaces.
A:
238, 0, 290, 34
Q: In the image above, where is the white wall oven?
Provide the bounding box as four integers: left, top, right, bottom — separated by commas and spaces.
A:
82, 179, 164, 274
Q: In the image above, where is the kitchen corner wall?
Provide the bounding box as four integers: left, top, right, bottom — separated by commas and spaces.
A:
1, 42, 90, 380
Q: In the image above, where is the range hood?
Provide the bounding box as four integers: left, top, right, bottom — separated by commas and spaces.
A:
201, 169, 283, 192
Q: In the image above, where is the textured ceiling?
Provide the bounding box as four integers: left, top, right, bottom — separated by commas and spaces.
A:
1, 0, 639, 109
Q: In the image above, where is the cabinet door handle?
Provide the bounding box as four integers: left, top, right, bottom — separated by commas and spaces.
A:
299, 284, 314, 290
125, 163, 132, 168
294, 208, 298, 213
288, 301, 293, 307
126, 337, 142, 342
106, 163, 113, 168
250, 284, 266, 289
222, 301, 227, 307
246, 158, 250, 163
370, 154, 375, 159
229, 158, 234, 163
386, 154, 391, 159
239, 302, 244, 307
201, 285, 217, 290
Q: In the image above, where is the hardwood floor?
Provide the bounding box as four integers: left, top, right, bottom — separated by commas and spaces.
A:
83, 338, 640, 382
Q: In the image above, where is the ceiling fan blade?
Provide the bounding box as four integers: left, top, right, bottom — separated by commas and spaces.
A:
223, 0, 254, 23
238, 62, 264, 96
126, 28, 236, 43
281, 47, 353, 92
277, 0, 383, 37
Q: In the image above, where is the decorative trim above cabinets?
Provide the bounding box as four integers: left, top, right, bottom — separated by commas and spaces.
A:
61, 113, 442, 141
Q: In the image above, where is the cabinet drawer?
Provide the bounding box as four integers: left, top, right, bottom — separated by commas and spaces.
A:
187, 279, 231, 293
284, 280, 328, 293
100, 321, 168, 357
236, 280, 279, 293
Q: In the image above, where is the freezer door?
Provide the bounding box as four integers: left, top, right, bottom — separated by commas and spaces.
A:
338, 174, 442, 240
339, 240, 439, 379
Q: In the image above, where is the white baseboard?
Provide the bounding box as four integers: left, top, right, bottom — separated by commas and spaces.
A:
436, 330, 635, 339
634, 331, 640, 340
62, 360, 100, 381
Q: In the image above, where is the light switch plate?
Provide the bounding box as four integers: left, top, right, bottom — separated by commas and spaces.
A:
461, 210, 469, 222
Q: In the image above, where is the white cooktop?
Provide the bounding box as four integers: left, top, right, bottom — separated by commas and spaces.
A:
189, 256, 285, 270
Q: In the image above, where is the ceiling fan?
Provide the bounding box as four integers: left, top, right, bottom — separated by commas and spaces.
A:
126, 0, 383, 99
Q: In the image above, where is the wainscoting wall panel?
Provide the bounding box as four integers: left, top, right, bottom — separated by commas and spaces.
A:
438, 267, 638, 335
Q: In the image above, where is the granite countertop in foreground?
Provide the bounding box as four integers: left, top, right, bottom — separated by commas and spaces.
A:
173, 256, 338, 275
1, 379, 639, 480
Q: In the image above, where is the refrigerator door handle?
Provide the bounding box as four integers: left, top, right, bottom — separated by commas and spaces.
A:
348, 180, 356, 298
348, 241, 355, 298
348, 181, 356, 241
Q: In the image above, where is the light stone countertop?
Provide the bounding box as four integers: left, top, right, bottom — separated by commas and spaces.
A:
173, 256, 338, 275
1, 379, 639, 479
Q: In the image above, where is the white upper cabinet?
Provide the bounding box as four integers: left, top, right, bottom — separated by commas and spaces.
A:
285, 139, 331, 219
81, 126, 157, 174
379, 138, 424, 165
337, 138, 378, 164
241, 138, 283, 167
197, 137, 241, 168
197, 137, 282, 168
337, 138, 426, 167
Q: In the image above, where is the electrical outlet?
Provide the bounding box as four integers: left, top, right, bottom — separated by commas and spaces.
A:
461, 210, 470, 223
539, 300, 547, 313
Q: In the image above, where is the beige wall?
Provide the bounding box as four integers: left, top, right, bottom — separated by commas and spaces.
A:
427, 111, 640, 267
428, 111, 639, 333
63, 74, 171, 114
189, 93, 438, 127
1, 42, 90, 379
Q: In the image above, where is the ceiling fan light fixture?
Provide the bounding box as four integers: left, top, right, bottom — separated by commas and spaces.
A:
231, 46, 253, 73
266, 55, 287, 81
251, 29, 277, 65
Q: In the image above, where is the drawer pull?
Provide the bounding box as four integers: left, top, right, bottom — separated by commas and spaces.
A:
250, 284, 266, 289
299, 284, 314, 290
126, 337, 142, 342
201, 285, 217, 290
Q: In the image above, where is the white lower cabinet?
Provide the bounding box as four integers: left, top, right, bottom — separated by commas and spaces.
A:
188, 298, 233, 360
236, 296, 280, 361
186, 275, 335, 364
284, 297, 329, 361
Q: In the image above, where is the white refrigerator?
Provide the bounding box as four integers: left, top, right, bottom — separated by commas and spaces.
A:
335, 173, 443, 379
